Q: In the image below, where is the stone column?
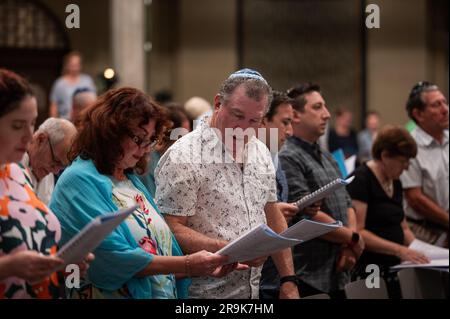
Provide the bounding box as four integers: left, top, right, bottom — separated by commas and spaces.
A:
111, 0, 145, 90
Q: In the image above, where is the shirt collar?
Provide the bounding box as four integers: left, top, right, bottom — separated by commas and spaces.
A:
414, 126, 449, 147
290, 135, 320, 151
199, 117, 260, 165
289, 136, 322, 162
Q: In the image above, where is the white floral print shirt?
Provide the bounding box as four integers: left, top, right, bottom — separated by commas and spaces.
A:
155, 119, 277, 299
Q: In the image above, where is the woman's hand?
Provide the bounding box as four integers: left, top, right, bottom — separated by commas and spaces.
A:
77, 253, 95, 278
4, 251, 63, 283
397, 247, 430, 264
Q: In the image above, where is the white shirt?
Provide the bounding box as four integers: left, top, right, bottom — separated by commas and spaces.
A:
400, 127, 449, 220
20, 153, 55, 205
155, 119, 277, 299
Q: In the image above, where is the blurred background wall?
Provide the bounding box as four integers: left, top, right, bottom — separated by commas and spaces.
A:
0, 0, 448, 127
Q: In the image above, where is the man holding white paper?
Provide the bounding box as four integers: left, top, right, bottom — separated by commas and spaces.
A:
279, 83, 365, 298
400, 81, 449, 247
156, 69, 298, 299
259, 91, 322, 299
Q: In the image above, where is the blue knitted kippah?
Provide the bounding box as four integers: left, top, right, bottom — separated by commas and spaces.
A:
228, 68, 268, 85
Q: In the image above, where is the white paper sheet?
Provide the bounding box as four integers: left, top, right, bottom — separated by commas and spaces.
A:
344, 155, 357, 176
294, 176, 355, 210
216, 219, 342, 264
55, 205, 136, 270
391, 239, 449, 270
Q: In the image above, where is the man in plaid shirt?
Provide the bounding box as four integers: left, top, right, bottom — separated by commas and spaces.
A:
279, 83, 365, 298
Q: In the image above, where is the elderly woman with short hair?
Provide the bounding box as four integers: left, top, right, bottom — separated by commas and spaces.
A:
347, 125, 429, 298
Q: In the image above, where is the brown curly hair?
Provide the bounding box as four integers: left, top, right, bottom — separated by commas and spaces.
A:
372, 125, 417, 160
69, 87, 170, 175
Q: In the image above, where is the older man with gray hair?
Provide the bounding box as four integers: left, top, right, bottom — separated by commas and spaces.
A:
21, 118, 77, 204
156, 69, 298, 299
401, 81, 449, 247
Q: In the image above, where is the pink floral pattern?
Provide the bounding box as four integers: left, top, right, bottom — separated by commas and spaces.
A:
0, 163, 62, 299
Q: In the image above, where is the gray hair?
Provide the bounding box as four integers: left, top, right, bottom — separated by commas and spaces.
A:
36, 118, 77, 145
218, 77, 273, 114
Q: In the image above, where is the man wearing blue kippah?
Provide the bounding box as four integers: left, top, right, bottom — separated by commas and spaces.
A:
155, 69, 299, 299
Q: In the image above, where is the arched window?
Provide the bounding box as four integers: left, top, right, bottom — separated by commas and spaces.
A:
0, 0, 69, 49
0, 0, 70, 124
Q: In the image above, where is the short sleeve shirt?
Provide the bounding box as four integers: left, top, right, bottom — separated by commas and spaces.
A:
400, 127, 449, 220
50, 74, 96, 119
155, 119, 277, 299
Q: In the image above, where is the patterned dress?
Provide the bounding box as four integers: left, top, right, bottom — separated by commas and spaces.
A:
0, 163, 62, 299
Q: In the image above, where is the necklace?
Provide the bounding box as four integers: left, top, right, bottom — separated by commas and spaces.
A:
381, 180, 393, 195
368, 160, 394, 196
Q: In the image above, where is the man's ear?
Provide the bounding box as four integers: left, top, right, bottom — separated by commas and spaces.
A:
213, 94, 222, 111
411, 108, 423, 124
36, 132, 48, 146
292, 109, 302, 123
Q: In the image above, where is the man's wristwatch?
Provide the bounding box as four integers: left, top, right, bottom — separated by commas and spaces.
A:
280, 275, 299, 287
348, 232, 360, 247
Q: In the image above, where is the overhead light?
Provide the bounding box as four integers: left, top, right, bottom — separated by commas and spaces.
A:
104, 68, 115, 80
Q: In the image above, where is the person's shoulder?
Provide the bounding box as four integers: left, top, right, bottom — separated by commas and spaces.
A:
251, 137, 271, 155
58, 158, 108, 187
51, 77, 66, 89
410, 126, 428, 145
321, 148, 334, 161
353, 162, 370, 178
280, 137, 302, 155
279, 140, 307, 169
80, 73, 93, 81
165, 129, 199, 154
156, 131, 200, 169
3, 163, 28, 185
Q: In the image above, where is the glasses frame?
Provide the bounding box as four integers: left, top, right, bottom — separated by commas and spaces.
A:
47, 138, 64, 168
128, 132, 158, 149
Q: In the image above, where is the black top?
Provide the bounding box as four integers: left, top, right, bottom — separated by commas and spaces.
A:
328, 128, 359, 159
346, 163, 403, 267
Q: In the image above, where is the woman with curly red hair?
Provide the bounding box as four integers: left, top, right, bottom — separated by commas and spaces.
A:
49, 87, 241, 299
